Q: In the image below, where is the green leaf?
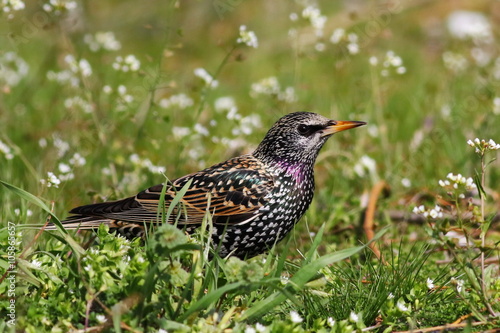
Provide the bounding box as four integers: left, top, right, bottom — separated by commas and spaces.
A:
305, 223, 325, 264
473, 172, 486, 201
179, 281, 246, 321
0, 180, 85, 258
239, 227, 389, 321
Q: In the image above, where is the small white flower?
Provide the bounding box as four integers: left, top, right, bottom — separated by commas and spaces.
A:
172, 126, 191, 139
69, 153, 86, 166
290, 310, 303, 323
401, 178, 411, 188
349, 311, 359, 322
447, 10, 493, 44
58, 163, 71, 174
426, 278, 435, 289
0, 139, 14, 160
194, 123, 209, 136
388, 293, 395, 299
327, 317, 335, 327
84, 31, 121, 52
255, 323, 266, 332
237, 25, 258, 48
396, 299, 409, 312
369, 56, 378, 66
112, 55, 140, 72
302, 6, 326, 37
0, 52, 29, 86
158, 93, 193, 110
451, 277, 465, 293
347, 43, 359, 55
194, 68, 218, 88
493, 97, 500, 115
330, 28, 345, 44
96, 314, 107, 323
245, 327, 256, 333
215, 96, 237, 112
41, 172, 61, 188
31, 259, 42, 268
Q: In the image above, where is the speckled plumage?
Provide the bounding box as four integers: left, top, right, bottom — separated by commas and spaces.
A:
47, 112, 365, 258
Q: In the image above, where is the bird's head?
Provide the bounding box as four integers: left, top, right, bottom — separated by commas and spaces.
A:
253, 112, 366, 167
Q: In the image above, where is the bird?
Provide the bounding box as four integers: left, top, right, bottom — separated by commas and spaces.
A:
45, 112, 366, 258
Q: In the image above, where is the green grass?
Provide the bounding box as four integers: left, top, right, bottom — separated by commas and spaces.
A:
1, 1, 500, 332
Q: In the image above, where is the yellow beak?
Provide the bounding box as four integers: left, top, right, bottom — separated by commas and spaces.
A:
321, 120, 366, 137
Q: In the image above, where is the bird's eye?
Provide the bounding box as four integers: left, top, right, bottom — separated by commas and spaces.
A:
297, 124, 310, 135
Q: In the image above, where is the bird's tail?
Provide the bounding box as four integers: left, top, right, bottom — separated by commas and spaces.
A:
44, 215, 148, 239
44, 215, 115, 231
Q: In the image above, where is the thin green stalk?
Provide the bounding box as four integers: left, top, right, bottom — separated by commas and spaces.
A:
195, 45, 237, 117
479, 154, 497, 317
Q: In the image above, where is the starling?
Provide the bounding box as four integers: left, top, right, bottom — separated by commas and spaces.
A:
46, 112, 365, 258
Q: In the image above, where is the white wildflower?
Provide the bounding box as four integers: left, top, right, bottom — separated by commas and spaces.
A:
0, 52, 29, 86
42, 0, 77, 14
330, 28, 345, 44
41, 172, 61, 188
381, 51, 405, 75
95, 314, 107, 324
353, 155, 377, 177
2, 0, 26, 14
64, 96, 93, 113
327, 317, 335, 327
245, 327, 256, 333
53, 135, 70, 158
396, 299, 410, 312
349, 311, 359, 322
215, 96, 237, 112
112, 55, 140, 72
84, 31, 121, 52
58, 163, 71, 174
427, 277, 435, 289
38, 138, 47, 148
255, 323, 266, 332
447, 10, 493, 44
194, 123, 209, 136
493, 97, 500, 115
69, 153, 86, 166
236, 25, 258, 48
302, 5, 327, 37
401, 178, 411, 188
158, 93, 193, 109
194, 68, 218, 88
103, 85, 112, 94
64, 55, 92, 77
31, 259, 42, 268
289, 310, 303, 323
0, 139, 14, 160
172, 126, 191, 139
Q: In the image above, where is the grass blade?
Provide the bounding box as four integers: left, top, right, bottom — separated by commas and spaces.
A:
240, 227, 389, 321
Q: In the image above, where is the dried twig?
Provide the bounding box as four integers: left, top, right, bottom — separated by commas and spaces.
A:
363, 180, 389, 261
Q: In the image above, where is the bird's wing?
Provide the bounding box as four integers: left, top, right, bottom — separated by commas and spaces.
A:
67, 156, 274, 226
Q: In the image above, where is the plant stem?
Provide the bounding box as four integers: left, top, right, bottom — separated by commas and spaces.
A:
195, 45, 237, 117
479, 154, 497, 317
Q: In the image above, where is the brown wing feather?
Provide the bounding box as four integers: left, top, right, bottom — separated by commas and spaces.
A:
65, 155, 274, 227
